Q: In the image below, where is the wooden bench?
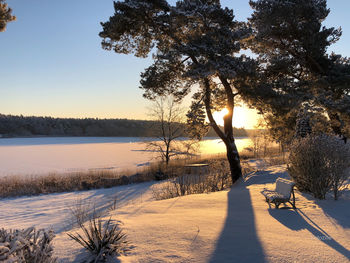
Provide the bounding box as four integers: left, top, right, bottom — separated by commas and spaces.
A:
261, 178, 296, 209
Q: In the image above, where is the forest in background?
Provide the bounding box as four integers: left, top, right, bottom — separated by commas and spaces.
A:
0, 114, 247, 138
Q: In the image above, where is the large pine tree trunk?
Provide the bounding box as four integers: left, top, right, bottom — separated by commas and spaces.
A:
203, 78, 243, 184
224, 138, 242, 184
221, 78, 243, 184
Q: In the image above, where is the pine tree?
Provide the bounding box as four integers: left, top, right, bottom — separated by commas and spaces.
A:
248, 0, 350, 142
99, 0, 257, 183
0, 0, 15, 32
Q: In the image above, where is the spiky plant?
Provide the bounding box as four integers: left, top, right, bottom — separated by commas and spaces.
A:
0, 227, 56, 262
67, 216, 129, 262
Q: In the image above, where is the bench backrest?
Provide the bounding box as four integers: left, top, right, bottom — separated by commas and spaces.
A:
275, 178, 295, 198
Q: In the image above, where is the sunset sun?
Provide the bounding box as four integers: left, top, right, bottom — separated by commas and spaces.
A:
213, 107, 254, 128
212, 108, 229, 127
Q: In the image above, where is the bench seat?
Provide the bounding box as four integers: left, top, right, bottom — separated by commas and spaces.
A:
261, 178, 296, 209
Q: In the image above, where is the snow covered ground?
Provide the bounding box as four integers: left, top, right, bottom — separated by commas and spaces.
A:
0, 137, 252, 177
1, 164, 349, 262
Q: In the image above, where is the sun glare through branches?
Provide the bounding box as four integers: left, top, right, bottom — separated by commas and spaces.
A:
213, 107, 256, 128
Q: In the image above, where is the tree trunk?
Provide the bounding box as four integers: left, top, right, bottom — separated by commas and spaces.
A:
223, 111, 242, 183
327, 111, 347, 144
221, 76, 242, 184
165, 155, 169, 165
165, 143, 170, 165
224, 138, 242, 184
203, 77, 243, 184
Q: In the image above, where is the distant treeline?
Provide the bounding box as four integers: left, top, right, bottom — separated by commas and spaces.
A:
0, 114, 247, 138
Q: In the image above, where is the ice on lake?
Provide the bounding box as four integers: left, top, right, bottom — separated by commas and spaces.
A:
0, 137, 252, 177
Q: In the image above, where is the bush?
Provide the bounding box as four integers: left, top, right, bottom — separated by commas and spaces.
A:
288, 134, 350, 200
0, 227, 56, 262
67, 215, 129, 262
152, 159, 232, 200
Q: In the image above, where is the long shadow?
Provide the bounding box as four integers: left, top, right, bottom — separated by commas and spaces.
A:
244, 168, 289, 186
269, 208, 350, 259
209, 184, 266, 262
310, 188, 350, 229
58, 181, 155, 233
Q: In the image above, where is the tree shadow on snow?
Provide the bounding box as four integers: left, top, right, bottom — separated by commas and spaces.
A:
306, 188, 350, 229
244, 168, 289, 186
58, 181, 154, 233
269, 208, 350, 259
209, 184, 267, 263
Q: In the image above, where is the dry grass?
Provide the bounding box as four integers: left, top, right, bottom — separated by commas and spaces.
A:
0, 148, 286, 199
264, 154, 288, 166
0, 170, 146, 198
152, 157, 258, 200
0, 158, 199, 198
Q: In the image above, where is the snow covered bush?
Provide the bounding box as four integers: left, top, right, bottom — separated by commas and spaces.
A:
288, 134, 350, 200
67, 216, 129, 262
0, 227, 56, 262
152, 160, 232, 200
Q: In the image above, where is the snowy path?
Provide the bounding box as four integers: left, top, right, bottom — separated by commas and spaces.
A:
114, 165, 350, 263
1, 165, 349, 262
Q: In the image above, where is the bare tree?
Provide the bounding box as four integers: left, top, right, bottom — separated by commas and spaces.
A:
146, 97, 198, 165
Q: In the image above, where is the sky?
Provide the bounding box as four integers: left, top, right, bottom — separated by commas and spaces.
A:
1, 0, 350, 128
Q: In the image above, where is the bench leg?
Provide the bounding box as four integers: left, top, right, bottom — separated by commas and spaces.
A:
290, 189, 296, 209
267, 200, 271, 209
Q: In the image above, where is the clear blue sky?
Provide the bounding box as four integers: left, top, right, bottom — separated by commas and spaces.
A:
1, 0, 350, 120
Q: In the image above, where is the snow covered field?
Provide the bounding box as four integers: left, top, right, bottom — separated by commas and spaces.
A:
0, 137, 252, 177
1, 164, 349, 262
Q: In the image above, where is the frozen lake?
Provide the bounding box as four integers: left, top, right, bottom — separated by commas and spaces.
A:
0, 137, 252, 177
